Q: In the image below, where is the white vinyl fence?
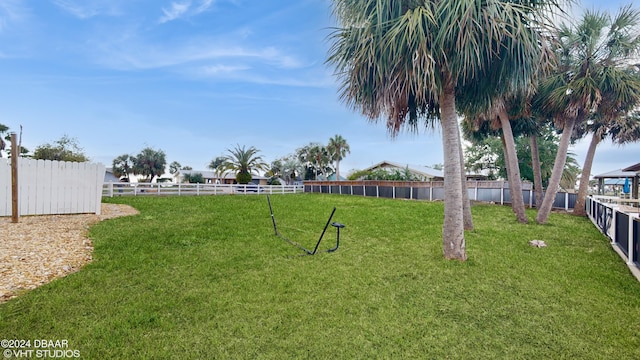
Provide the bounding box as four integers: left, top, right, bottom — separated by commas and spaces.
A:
0, 158, 105, 216
102, 182, 304, 197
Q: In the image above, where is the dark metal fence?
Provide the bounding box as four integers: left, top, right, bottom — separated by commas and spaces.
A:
305, 180, 577, 210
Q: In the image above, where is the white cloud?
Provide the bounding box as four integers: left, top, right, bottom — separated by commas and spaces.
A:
159, 0, 215, 24
202, 64, 250, 75
159, 1, 191, 24
95, 38, 306, 71
52, 0, 126, 19
0, 0, 27, 32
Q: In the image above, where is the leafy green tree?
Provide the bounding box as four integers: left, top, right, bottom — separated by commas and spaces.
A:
464, 124, 580, 189
169, 161, 181, 175
297, 143, 331, 180
131, 147, 167, 182
327, 0, 560, 260
221, 145, 267, 184
32, 135, 89, 162
534, 5, 640, 223
327, 135, 350, 181
183, 172, 204, 184
0, 124, 8, 156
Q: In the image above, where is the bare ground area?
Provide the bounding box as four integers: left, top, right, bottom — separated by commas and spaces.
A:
0, 204, 139, 304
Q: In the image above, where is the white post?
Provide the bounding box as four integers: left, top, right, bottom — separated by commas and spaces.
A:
197, 183, 200, 196
529, 189, 533, 208
376, 185, 379, 198
610, 208, 616, 244
393, 185, 396, 199
565, 192, 569, 211
108, 182, 114, 198
627, 214, 635, 265
474, 181, 478, 201
429, 186, 433, 201
500, 186, 504, 205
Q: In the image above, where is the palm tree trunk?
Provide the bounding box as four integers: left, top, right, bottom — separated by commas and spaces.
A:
498, 108, 527, 223
440, 80, 466, 261
457, 124, 474, 230
573, 133, 601, 216
530, 135, 544, 208
536, 117, 577, 224
336, 159, 341, 181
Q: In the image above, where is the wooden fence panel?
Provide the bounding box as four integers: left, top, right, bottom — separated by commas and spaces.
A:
0, 159, 105, 217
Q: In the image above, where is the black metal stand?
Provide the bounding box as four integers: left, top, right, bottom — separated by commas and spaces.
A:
267, 196, 344, 255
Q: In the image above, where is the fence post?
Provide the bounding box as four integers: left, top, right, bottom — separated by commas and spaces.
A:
376, 185, 379, 198
628, 215, 635, 266
565, 192, 569, 211
108, 182, 114, 198
500, 186, 504, 205
393, 185, 396, 199
429, 185, 433, 201
474, 181, 478, 201
10, 133, 19, 223
529, 189, 533, 208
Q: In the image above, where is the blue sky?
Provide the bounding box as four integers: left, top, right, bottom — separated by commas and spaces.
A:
0, 0, 638, 178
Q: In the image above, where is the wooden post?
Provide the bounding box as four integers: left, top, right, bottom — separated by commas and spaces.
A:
10, 132, 19, 223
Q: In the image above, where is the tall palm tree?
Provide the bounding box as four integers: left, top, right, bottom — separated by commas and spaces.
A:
573, 111, 640, 215
221, 145, 268, 184
328, 0, 560, 260
327, 134, 350, 181
461, 96, 533, 223
535, 5, 640, 223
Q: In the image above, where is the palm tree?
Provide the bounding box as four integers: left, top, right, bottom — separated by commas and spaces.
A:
328, 0, 560, 260
221, 145, 268, 184
535, 5, 640, 223
208, 156, 227, 182
574, 111, 640, 215
327, 135, 350, 181
462, 96, 533, 223
308, 145, 330, 180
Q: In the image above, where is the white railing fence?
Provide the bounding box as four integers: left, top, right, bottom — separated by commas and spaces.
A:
0, 158, 105, 216
102, 182, 304, 197
586, 196, 640, 276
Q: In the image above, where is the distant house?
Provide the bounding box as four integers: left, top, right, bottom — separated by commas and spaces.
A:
358, 160, 443, 181
104, 168, 179, 183
356, 160, 486, 181
177, 169, 268, 185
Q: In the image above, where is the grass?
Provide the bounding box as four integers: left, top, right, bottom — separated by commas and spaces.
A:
1, 194, 640, 359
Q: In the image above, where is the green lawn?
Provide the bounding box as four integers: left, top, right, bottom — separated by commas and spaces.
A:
1, 194, 639, 359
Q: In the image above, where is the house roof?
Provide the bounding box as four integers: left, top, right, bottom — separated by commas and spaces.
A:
178, 170, 267, 180
593, 169, 637, 179
362, 160, 444, 179
622, 162, 640, 172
